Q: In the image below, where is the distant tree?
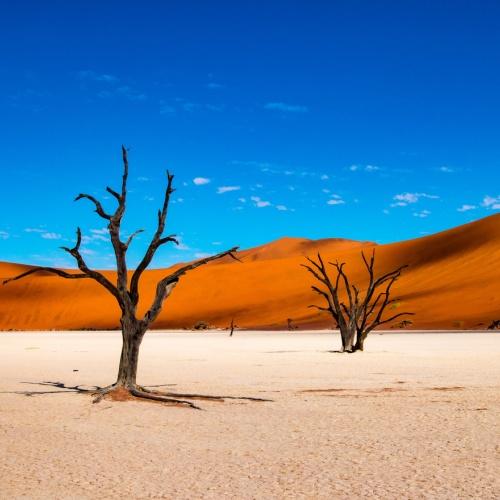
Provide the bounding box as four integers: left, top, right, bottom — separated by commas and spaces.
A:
3, 146, 239, 407
302, 250, 413, 352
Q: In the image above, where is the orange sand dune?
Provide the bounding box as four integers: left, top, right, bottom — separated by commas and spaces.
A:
1, 214, 499, 330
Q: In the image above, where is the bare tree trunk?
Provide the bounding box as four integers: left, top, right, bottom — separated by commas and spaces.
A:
116, 317, 144, 388
340, 326, 356, 352
354, 334, 365, 352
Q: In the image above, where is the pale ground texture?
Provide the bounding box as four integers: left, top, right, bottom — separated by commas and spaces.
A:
0, 331, 499, 500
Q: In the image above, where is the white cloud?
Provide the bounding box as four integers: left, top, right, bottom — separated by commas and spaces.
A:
264, 102, 308, 113
481, 195, 500, 210
0, 230, 9, 240
91, 228, 107, 235
349, 164, 380, 172
115, 86, 147, 101
160, 103, 175, 114
77, 70, 119, 83
457, 204, 476, 212
320, 174, 329, 180
439, 166, 454, 173
238, 197, 247, 203
207, 82, 224, 89
327, 199, 345, 206
137, 176, 149, 181
80, 248, 96, 256
250, 196, 271, 208
175, 237, 190, 251
217, 186, 240, 194
144, 196, 154, 201
413, 210, 431, 218
24, 228, 45, 233
193, 177, 210, 186
391, 192, 439, 207
322, 188, 330, 193
41, 232, 62, 240
276, 205, 288, 211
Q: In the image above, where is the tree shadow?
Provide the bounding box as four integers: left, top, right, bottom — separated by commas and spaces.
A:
1, 381, 273, 406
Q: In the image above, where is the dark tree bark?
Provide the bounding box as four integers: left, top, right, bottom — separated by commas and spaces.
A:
3, 146, 240, 406
302, 250, 414, 352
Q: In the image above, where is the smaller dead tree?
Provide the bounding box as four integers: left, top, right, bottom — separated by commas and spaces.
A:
302, 250, 414, 352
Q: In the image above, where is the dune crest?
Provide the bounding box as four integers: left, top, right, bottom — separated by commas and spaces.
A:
1, 214, 499, 330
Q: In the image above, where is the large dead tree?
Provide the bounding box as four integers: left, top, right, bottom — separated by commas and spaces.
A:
303, 250, 413, 352
3, 146, 240, 407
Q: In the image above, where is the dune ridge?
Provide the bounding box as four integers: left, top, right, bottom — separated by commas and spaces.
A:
0, 214, 499, 331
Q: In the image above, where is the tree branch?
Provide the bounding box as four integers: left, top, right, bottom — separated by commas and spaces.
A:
142, 247, 239, 325
129, 171, 175, 304
3, 267, 88, 285
61, 228, 124, 309
74, 194, 111, 220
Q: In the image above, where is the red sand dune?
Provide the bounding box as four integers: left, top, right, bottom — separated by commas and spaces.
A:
0, 214, 499, 330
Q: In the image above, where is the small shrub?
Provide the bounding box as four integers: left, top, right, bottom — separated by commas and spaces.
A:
193, 320, 210, 330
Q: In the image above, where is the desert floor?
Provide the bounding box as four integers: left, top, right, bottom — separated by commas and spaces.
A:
0, 331, 499, 499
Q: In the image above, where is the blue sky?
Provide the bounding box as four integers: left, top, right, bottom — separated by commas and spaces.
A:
0, 1, 499, 269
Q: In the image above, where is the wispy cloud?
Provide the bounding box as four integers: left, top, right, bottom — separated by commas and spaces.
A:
326, 194, 345, 206
0, 230, 9, 240
275, 204, 288, 211
76, 70, 146, 101
457, 204, 476, 212
159, 102, 176, 114
349, 164, 380, 172
76, 70, 119, 83
41, 232, 62, 240
137, 176, 149, 182
413, 210, 431, 218
206, 82, 224, 89
250, 196, 271, 208
80, 248, 97, 256
217, 186, 240, 194
193, 177, 210, 186
113, 86, 147, 101
439, 166, 454, 173
25, 227, 63, 240
391, 192, 439, 207
481, 195, 500, 210
264, 102, 308, 113
82, 228, 108, 244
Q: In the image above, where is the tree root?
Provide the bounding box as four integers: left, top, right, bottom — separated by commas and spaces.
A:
136, 385, 272, 403
10, 380, 272, 409
129, 388, 202, 410
92, 384, 272, 409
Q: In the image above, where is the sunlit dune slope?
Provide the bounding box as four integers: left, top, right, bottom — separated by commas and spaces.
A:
0, 214, 499, 330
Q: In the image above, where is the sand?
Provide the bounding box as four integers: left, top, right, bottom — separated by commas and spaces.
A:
0, 330, 499, 499
1, 213, 500, 331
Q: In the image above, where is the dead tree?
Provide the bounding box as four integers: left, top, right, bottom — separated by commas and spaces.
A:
302, 250, 413, 352
3, 146, 239, 407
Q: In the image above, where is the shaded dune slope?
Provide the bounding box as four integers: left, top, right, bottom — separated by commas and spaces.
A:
0, 214, 499, 330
